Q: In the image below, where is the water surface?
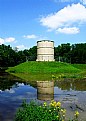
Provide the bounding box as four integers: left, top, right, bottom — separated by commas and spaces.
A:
0, 72, 86, 121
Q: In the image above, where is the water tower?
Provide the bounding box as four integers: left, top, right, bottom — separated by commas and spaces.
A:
36, 40, 55, 61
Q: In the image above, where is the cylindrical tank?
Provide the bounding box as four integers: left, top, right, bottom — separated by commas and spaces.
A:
36, 40, 55, 61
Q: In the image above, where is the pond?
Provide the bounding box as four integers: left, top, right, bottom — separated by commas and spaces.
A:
0, 71, 86, 121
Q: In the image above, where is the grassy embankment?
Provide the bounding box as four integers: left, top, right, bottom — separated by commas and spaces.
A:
6, 61, 86, 81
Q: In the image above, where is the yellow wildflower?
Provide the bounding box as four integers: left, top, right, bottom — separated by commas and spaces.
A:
61, 109, 64, 112
63, 109, 66, 114
61, 109, 66, 114
50, 101, 57, 107
50, 102, 54, 107
63, 115, 65, 117
43, 102, 47, 107
74, 111, 79, 116
53, 101, 57, 107
56, 102, 61, 107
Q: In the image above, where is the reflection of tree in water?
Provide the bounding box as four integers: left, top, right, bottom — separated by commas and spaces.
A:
0, 71, 37, 91
55, 79, 86, 91
0, 72, 24, 91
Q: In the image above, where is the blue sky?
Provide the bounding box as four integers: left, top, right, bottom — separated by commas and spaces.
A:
0, 0, 86, 50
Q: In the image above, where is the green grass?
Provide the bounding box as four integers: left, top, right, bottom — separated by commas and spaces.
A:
72, 64, 86, 71
72, 64, 86, 78
6, 61, 86, 81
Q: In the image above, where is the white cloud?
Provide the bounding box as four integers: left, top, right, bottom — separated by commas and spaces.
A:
0, 38, 4, 44
5, 37, 15, 42
56, 27, 80, 34
5, 89, 15, 93
18, 83, 24, 86
53, 0, 86, 4
0, 37, 16, 44
80, 0, 86, 4
16, 44, 28, 50
0, 90, 2, 92
23, 34, 37, 39
40, 3, 86, 34
23, 34, 50, 41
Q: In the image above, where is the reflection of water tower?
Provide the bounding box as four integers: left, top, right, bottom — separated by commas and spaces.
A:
36, 40, 55, 61
37, 81, 54, 101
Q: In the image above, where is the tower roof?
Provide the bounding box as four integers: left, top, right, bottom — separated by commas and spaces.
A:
37, 40, 54, 43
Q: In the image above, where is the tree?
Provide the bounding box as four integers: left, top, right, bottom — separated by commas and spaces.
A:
28, 46, 37, 61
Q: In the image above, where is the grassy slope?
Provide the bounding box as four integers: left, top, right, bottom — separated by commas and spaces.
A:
72, 64, 86, 71
72, 64, 86, 78
6, 61, 86, 81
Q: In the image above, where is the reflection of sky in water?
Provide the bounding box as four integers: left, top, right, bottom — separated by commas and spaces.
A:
0, 79, 86, 121
54, 85, 86, 121
54, 86, 86, 104
5, 89, 15, 93
0, 83, 37, 121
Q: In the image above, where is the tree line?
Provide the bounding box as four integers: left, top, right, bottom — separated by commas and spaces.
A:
0, 44, 37, 67
0, 43, 86, 67
54, 43, 86, 64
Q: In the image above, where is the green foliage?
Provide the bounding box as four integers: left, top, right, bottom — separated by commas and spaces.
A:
0, 44, 17, 67
0, 44, 37, 67
54, 43, 86, 64
15, 100, 79, 121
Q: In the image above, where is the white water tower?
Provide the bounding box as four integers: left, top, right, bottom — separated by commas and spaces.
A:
36, 40, 55, 61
